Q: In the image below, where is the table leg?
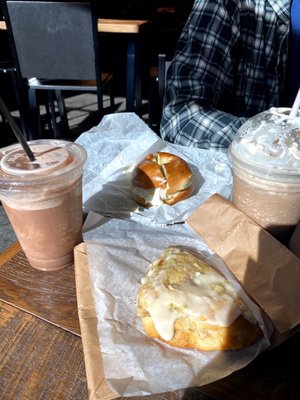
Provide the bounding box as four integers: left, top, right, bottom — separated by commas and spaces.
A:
135, 37, 142, 116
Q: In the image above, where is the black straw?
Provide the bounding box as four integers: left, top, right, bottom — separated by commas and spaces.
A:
0, 95, 35, 161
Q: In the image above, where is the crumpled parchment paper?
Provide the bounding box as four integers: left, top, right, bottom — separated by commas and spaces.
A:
76, 113, 232, 225
83, 215, 272, 397
76, 113, 273, 397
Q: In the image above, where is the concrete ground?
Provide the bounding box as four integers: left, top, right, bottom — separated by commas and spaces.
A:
0, 204, 16, 253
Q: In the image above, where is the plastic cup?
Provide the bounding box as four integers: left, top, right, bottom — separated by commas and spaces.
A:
0, 139, 87, 271
229, 107, 300, 243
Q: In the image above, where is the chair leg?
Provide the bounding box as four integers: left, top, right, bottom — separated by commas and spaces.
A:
44, 90, 69, 139
47, 91, 60, 139
96, 86, 104, 116
44, 93, 53, 131
109, 80, 115, 112
10, 72, 30, 139
147, 65, 158, 131
28, 88, 41, 140
55, 90, 70, 134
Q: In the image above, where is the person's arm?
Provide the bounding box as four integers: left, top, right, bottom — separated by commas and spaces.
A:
160, 0, 247, 149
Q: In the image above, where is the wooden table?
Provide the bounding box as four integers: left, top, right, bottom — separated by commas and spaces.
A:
0, 242, 87, 399
0, 18, 150, 114
1, 242, 300, 399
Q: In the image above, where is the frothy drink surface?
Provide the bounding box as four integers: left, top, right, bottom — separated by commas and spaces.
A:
0, 140, 86, 271
230, 108, 300, 243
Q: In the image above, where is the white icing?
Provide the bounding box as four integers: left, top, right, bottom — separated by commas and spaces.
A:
141, 250, 254, 341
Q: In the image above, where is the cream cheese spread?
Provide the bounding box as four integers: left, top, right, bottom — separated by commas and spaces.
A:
132, 186, 167, 206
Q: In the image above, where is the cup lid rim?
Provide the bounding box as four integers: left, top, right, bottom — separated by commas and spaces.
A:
0, 139, 87, 187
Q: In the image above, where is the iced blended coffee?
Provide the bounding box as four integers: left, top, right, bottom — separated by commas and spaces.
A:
229, 108, 300, 243
0, 139, 87, 271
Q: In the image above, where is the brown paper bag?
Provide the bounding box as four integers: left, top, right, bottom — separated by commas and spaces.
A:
74, 195, 300, 396
187, 194, 300, 334
74, 243, 118, 400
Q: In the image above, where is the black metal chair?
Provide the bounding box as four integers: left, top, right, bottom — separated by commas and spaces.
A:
0, 21, 29, 138
148, 53, 171, 133
1, 0, 114, 139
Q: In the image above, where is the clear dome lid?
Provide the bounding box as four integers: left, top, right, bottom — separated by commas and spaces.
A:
229, 108, 300, 177
0, 139, 87, 191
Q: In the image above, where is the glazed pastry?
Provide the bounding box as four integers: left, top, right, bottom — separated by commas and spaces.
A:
137, 247, 262, 351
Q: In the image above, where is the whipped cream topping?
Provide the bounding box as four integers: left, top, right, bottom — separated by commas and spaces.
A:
231, 108, 300, 172
140, 249, 254, 341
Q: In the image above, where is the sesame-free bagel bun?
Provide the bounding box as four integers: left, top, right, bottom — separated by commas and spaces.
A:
131, 152, 194, 207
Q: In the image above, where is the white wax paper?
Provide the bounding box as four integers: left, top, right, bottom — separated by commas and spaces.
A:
83, 215, 272, 397
76, 113, 232, 225
77, 113, 272, 396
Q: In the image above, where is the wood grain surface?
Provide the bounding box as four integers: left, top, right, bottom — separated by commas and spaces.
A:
98, 19, 149, 33
1, 244, 300, 400
0, 19, 149, 33
0, 246, 80, 335
0, 301, 87, 400
0, 241, 21, 267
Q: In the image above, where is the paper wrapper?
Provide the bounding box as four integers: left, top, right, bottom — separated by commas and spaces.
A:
74, 243, 118, 400
75, 112, 232, 225
75, 198, 300, 398
187, 194, 300, 334
73, 113, 299, 398
78, 212, 272, 397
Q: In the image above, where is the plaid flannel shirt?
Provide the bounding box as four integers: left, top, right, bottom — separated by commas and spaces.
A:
160, 0, 290, 149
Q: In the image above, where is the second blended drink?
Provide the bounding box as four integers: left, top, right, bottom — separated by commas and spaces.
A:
229, 108, 300, 243
0, 139, 87, 271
